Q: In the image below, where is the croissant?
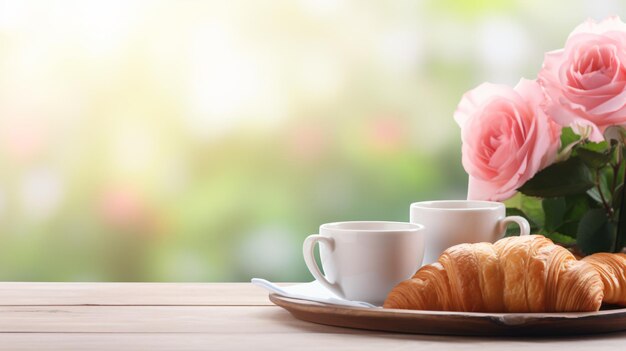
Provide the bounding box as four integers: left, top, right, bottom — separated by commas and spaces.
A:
582, 253, 626, 306
384, 235, 604, 312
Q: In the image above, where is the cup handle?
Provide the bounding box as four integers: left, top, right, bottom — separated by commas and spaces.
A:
302, 234, 342, 297
499, 216, 531, 237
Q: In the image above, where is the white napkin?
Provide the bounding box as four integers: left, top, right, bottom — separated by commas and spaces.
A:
251, 278, 377, 308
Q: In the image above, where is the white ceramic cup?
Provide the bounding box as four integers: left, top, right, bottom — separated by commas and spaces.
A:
303, 221, 425, 306
410, 200, 530, 265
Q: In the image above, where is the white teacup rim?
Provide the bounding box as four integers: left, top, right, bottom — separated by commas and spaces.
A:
320, 221, 423, 232
411, 200, 504, 211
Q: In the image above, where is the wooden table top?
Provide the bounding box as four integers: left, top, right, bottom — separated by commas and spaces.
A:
0, 283, 624, 350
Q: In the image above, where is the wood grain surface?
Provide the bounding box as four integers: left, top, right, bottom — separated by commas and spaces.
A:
0, 283, 623, 350
0, 282, 273, 306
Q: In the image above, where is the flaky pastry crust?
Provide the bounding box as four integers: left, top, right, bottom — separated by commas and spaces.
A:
384, 235, 604, 312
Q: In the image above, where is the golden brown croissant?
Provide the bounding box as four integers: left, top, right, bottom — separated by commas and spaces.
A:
384, 235, 604, 312
583, 253, 626, 306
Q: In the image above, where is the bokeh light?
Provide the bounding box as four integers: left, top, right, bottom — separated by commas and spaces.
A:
0, 0, 618, 281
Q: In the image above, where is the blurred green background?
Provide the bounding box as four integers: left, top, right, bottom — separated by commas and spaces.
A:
0, 0, 620, 281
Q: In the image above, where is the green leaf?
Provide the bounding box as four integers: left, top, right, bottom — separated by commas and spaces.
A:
580, 141, 609, 153
557, 127, 583, 161
600, 166, 614, 204
551, 195, 592, 238
577, 208, 615, 254
559, 127, 581, 152
577, 142, 611, 169
542, 198, 566, 231
587, 187, 602, 204
564, 194, 591, 219
518, 157, 594, 197
555, 221, 579, 238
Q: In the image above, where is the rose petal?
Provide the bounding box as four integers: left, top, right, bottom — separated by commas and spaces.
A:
539, 17, 626, 136
588, 89, 626, 114
457, 79, 560, 201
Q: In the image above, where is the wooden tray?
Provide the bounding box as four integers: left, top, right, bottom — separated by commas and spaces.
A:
269, 293, 626, 336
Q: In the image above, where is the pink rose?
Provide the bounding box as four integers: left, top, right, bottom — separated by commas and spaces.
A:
454, 79, 561, 201
539, 16, 626, 141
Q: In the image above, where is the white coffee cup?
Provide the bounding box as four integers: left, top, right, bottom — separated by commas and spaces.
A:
410, 200, 530, 265
303, 221, 425, 306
